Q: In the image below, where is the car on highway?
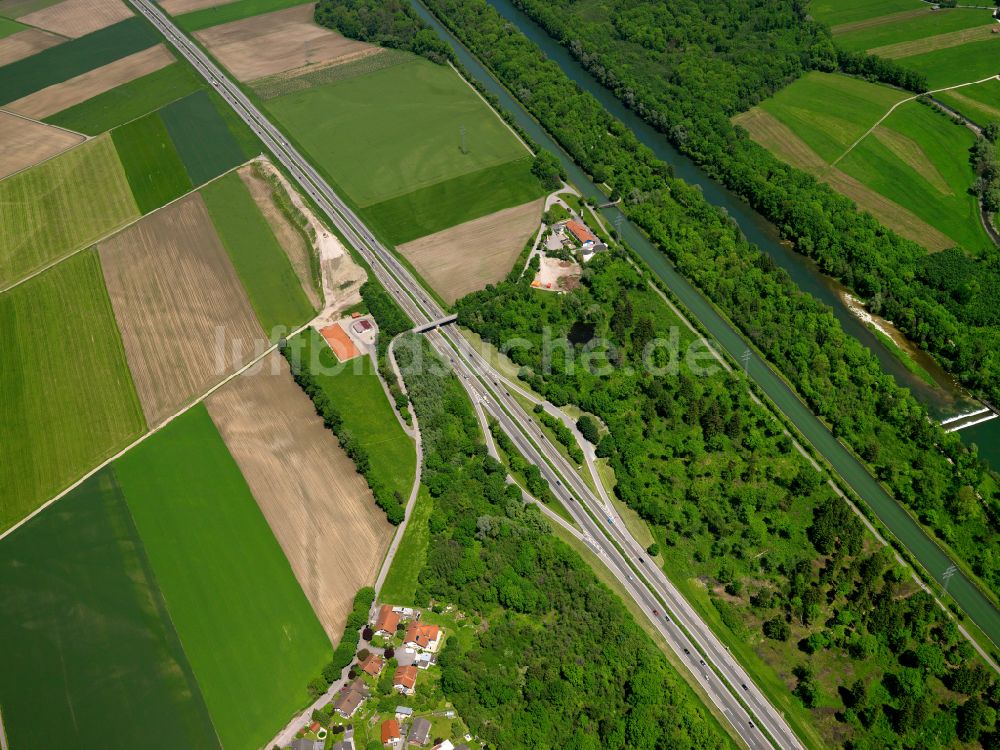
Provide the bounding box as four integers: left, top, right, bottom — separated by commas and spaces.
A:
683, 648, 690, 655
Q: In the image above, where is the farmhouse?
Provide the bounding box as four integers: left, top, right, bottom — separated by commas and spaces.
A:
360, 652, 384, 677
409, 717, 432, 746
374, 604, 401, 636
393, 665, 418, 695
403, 622, 441, 652
381, 718, 402, 747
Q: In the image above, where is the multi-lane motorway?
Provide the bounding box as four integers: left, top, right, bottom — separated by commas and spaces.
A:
127, 0, 802, 746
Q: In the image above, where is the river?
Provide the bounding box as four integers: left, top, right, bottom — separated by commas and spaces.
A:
408, 0, 1000, 647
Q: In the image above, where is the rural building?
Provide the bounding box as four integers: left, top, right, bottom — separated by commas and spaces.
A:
351, 318, 373, 334
409, 717, 432, 746
291, 739, 324, 750
565, 219, 597, 247
393, 665, 418, 695
395, 706, 413, 720
333, 678, 370, 718
431, 741, 455, 750
403, 622, 441, 652
381, 719, 402, 747
331, 741, 355, 750
360, 652, 384, 676
375, 604, 401, 636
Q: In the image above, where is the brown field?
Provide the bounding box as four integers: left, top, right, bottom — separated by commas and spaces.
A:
18, 0, 132, 38
194, 3, 373, 81
0, 27, 64, 66
398, 199, 544, 304
98, 193, 266, 427
869, 24, 998, 58
238, 162, 321, 309
733, 108, 828, 173
824, 167, 954, 251
159, 0, 231, 14
6, 45, 173, 120
0, 110, 83, 179
872, 126, 951, 194
830, 7, 931, 36
205, 351, 393, 641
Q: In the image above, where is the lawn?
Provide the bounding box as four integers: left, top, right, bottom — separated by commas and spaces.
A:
44, 62, 202, 135
160, 89, 247, 185
838, 100, 989, 252
759, 71, 907, 163
937, 77, 1000, 125
115, 405, 331, 750
379, 485, 433, 605
174, 0, 304, 31
833, 7, 994, 51
0, 250, 145, 533
111, 110, 192, 213
0, 468, 221, 750
266, 55, 530, 207
298, 328, 416, 500
0, 17, 159, 104
807, 0, 923, 28
201, 170, 315, 332
0, 133, 138, 287
897, 38, 1000, 89
365, 157, 544, 246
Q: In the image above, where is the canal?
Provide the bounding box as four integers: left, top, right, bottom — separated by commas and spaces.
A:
408, 0, 1000, 647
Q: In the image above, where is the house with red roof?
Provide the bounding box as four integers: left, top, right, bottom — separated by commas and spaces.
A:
360, 652, 384, 677
393, 665, 417, 695
381, 719, 401, 747
403, 622, 441, 652
565, 219, 597, 246
374, 604, 400, 636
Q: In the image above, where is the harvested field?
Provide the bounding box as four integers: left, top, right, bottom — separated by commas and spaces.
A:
6, 44, 172, 120
0, 133, 138, 288
868, 23, 999, 59
18, 0, 132, 38
823, 167, 954, 251
159, 0, 230, 14
732, 108, 827, 173
319, 322, 360, 361
194, 3, 373, 82
0, 27, 63, 66
98, 192, 266, 426
239, 161, 321, 309
398, 198, 543, 303
0, 110, 83, 179
872, 126, 951, 195
205, 350, 393, 641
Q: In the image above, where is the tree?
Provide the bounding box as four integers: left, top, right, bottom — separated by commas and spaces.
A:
577, 414, 600, 444
957, 696, 988, 742
763, 617, 790, 642
531, 151, 565, 191
646, 543, 660, 556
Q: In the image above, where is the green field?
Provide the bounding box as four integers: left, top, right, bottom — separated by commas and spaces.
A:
111, 111, 193, 213
897, 38, 1000, 89
266, 55, 530, 207
201, 170, 314, 332
115, 405, 330, 750
160, 89, 248, 185
365, 157, 544, 245
0, 250, 145, 532
0, 18, 158, 104
379, 485, 432, 606
0, 0, 61, 15
0, 15, 26, 37
834, 7, 994, 51
937, 77, 1000, 125
838, 100, 989, 252
0, 469, 221, 750
0, 134, 138, 287
807, 0, 922, 28
299, 328, 415, 500
174, 0, 304, 31
44, 62, 202, 135
759, 72, 907, 162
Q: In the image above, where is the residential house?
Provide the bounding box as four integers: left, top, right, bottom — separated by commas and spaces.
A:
393, 665, 417, 695
403, 622, 441, 652
394, 706, 413, 721
291, 739, 324, 750
375, 604, 400, 636
360, 652, 384, 677
455, 745, 470, 750
333, 677, 370, 718
409, 717, 432, 746
381, 719, 402, 747
331, 741, 355, 750
431, 741, 454, 750
395, 647, 433, 670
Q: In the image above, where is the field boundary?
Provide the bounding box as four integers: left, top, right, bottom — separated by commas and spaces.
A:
0, 155, 250, 295
0, 106, 87, 179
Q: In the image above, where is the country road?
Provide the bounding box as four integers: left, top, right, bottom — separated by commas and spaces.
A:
125, 0, 804, 745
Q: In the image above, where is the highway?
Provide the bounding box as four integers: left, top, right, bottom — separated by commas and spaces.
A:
127, 1, 802, 746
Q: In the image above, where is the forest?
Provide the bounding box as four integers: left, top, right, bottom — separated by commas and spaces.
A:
419, 0, 1000, 626
394, 333, 732, 749
455, 249, 1000, 748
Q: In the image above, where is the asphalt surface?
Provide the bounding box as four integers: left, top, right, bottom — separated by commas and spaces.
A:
127, 1, 802, 746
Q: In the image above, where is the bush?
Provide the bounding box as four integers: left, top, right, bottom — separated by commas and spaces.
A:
576, 414, 600, 444
763, 617, 791, 642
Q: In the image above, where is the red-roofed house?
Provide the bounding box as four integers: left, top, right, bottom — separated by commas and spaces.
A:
565, 219, 597, 246
403, 622, 441, 652
360, 652, 384, 677
381, 719, 401, 747
393, 665, 417, 695
374, 604, 400, 636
